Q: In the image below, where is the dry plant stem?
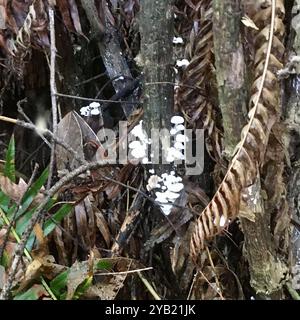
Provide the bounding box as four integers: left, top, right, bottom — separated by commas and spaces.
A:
0, 163, 39, 261
187, 271, 198, 300
75, 72, 107, 87
95, 267, 153, 276
206, 246, 224, 299
137, 271, 161, 300
47, 4, 58, 190
286, 283, 300, 300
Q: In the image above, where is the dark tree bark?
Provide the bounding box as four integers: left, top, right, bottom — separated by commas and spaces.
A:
139, 0, 174, 134
213, 0, 246, 156
285, 1, 300, 285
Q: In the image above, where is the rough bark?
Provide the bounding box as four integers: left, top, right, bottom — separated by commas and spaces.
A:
213, 0, 287, 296
213, 0, 246, 156
240, 180, 287, 296
139, 0, 174, 134
285, 1, 300, 279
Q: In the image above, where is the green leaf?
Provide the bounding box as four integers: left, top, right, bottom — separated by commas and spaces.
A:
24, 198, 57, 251
50, 270, 70, 299
13, 284, 48, 300
43, 203, 73, 237
15, 207, 35, 236
0, 191, 10, 213
4, 135, 15, 183
17, 167, 49, 218
72, 276, 93, 300
96, 259, 113, 271
0, 250, 9, 268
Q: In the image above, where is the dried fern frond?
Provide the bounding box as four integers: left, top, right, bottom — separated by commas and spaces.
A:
176, 0, 223, 160
190, 0, 285, 258
8, 0, 48, 77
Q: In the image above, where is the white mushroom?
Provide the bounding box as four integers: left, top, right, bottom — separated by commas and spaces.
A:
173, 37, 184, 44
171, 115, 184, 124
167, 182, 184, 193
89, 102, 100, 109
174, 141, 185, 150
176, 134, 189, 143
176, 59, 190, 67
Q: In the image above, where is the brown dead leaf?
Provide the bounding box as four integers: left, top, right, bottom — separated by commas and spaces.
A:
95, 209, 111, 247
0, 176, 45, 206
31, 223, 49, 259
75, 200, 91, 252
56, 111, 85, 175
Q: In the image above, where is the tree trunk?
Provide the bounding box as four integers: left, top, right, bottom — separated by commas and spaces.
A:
213, 0, 287, 296
213, 0, 246, 156
139, 0, 174, 135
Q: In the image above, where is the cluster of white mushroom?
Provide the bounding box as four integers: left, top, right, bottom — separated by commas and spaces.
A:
176, 59, 190, 68
143, 115, 187, 215
128, 120, 152, 163
129, 116, 188, 165
173, 34, 190, 70
166, 115, 188, 163
146, 170, 184, 215
80, 102, 101, 117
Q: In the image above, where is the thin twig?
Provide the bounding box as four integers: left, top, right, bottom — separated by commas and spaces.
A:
137, 271, 161, 300
198, 270, 225, 300
17, 100, 51, 148
47, 4, 58, 190
187, 271, 198, 300
206, 246, 224, 299
95, 267, 153, 276
55, 92, 139, 105
75, 72, 107, 87
95, 75, 133, 99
